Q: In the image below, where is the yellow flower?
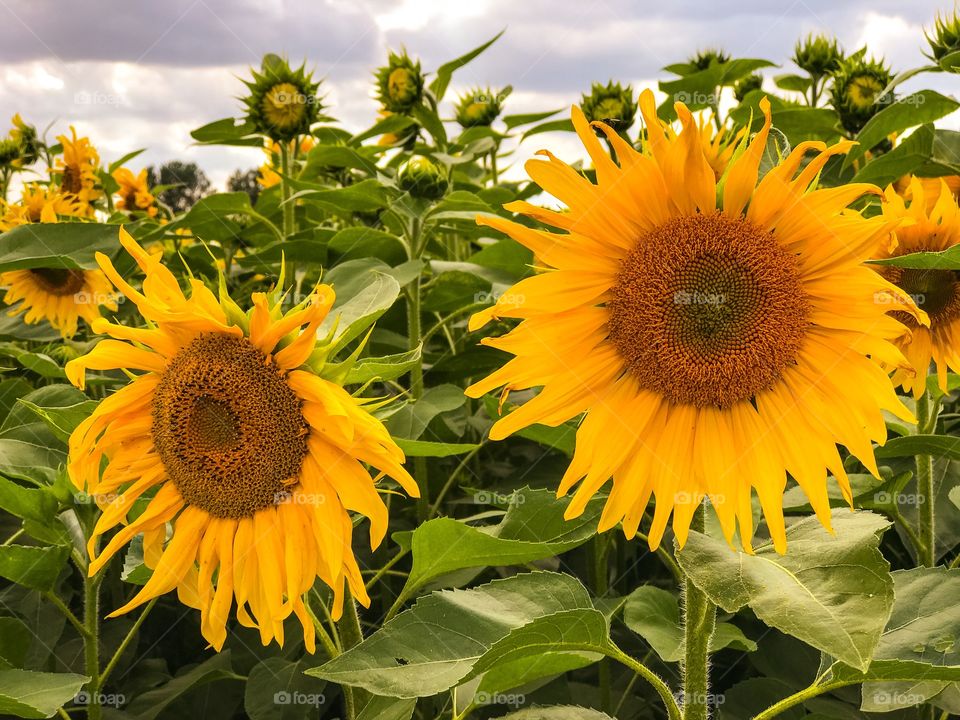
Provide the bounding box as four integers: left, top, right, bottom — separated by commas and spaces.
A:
466, 90, 921, 553
112, 167, 157, 217
1, 267, 116, 338
54, 127, 103, 214
894, 174, 960, 212
66, 229, 418, 651
10, 184, 84, 225
257, 138, 315, 188
877, 178, 960, 397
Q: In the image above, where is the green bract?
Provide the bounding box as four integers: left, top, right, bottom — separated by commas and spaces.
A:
242, 53, 321, 141
375, 50, 424, 114
580, 80, 636, 132
830, 53, 894, 134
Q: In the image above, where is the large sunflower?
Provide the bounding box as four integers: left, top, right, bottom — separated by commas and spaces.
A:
466, 90, 921, 553
877, 178, 960, 396
67, 229, 418, 651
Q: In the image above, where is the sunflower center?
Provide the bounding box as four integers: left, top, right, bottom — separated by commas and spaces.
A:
884, 266, 960, 327
608, 212, 809, 408
262, 82, 307, 130
29, 268, 86, 296
61, 166, 83, 195
151, 333, 309, 518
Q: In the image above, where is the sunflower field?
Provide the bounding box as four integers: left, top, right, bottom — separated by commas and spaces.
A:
5, 11, 960, 720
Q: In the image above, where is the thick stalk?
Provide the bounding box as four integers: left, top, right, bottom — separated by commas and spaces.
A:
681, 504, 717, 720
83, 571, 101, 720
338, 596, 365, 720
593, 537, 612, 712
916, 391, 936, 567
405, 216, 430, 519
279, 140, 297, 291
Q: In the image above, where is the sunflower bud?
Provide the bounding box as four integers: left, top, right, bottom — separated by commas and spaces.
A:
0, 138, 20, 167
793, 34, 843, 77
243, 54, 321, 142
376, 51, 424, 114
398, 156, 448, 200
926, 11, 960, 69
690, 48, 730, 71
733, 74, 763, 102
455, 88, 505, 128
830, 54, 894, 134
9, 114, 39, 167
580, 81, 636, 134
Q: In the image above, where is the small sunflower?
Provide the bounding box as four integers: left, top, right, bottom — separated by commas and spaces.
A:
580, 81, 636, 135
0, 137, 20, 167
877, 178, 960, 396
243, 55, 321, 142
1, 266, 116, 338
894, 174, 960, 212
733, 74, 763, 102
926, 11, 960, 67
375, 51, 424, 114
66, 229, 418, 651
16, 184, 84, 223
54, 127, 103, 214
9, 114, 40, 167
671, 112, 745, 181
398, 156, 449, 200
793, 34, 843, 77
455, 88, 505, 128
690, 48, 730, 70
113, 168, 158, 218
830, 54, 893, 134
466, 90, 921, 553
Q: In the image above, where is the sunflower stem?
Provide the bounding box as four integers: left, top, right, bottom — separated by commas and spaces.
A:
82, 568, 102, 720
279, 140, 297, 289
592, 536, 612, 712
681, 504, 716, 720
916, 391, 937, 567
405, 214, 430, 521
338, 595, 365, 720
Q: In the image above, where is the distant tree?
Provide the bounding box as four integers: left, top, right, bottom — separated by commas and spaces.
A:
227, 168, 261, 204
147, 161, 211, 213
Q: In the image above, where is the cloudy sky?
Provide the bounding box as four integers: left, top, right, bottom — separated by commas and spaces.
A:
2, 0, 959, 189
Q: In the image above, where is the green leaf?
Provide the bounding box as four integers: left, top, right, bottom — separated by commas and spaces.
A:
0, 439, 64, 485
0, 344, 63, 379
469, 609, 608, 698
393, 439, 479, 457
422, 271, 491, 313
502, 109, 563, 130
870, 246, 960, 270
303, 144, 378, 176
0, 477, 57, 525
125, 651, 237, 720
840, 567, 960, 686
178, 192, 254, 241
0, 378, 32, 425
676, 510, 894, 672
341, 348, 421, 386
15, 385, 95, 443
398, 487, 601, 599
521, 119, 574, 141
307, 572, 599, 698
0, 223, 120, 271
0, 545, 70, 591
492, 709, 614, 720
773, 73, 812, 93
328, 227, 406, 265
350, 114, 417, 145
852, 124, 935, 187
294, 179, 388, 215
320, 260, 402, 352
430, 30, 505, 102
190, 117, 260, 146
846, 90, 960, 166
244, 656, 327, 720
875, 434, 960, 460
0, 617, 31, 669
356, 695, 417, 720
622, 586, 755, 663
0, 669, 88, 719
386, 384, 466, 440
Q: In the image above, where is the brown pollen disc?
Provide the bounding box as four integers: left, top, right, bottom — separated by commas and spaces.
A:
883, 265, 960, 330
29, 268, 86, 297
152, 333, 310, 518
607, 212, 809, 408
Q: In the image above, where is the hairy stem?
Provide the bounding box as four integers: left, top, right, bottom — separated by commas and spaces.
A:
916, 391, 936, 567
681, 504, 717, 720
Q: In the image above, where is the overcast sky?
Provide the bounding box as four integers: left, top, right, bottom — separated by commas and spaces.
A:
2, 0, 959, 189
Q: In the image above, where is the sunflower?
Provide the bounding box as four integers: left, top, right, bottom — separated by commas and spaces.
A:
894, 174, 960, 212
113, 168, 158, 217
54, 127, 103, 214
876, 178, 960, 397
2, 267, 116, 338
466, 90, 922, 553
66, 229, 417, 651
676, 112, 745, 181
243, 55, 321, 142
13, 184, 83, 224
